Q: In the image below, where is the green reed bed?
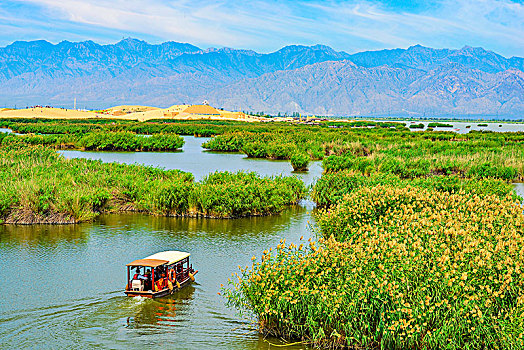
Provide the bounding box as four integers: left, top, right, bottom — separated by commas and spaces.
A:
311, 170, 518, 208
3, 118, 524, 179
1, 131, 185, 151
290, 153, 310, 171
409, 123, 425, 129
0, 118, 277, 137
322, 151, 523, 181
0, 145, 306, 224
203, 128, 524, 180
225, 185, 524, 349
428, 122, 453, 128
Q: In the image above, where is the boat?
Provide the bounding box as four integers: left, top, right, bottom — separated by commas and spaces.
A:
125, 251, 198, 298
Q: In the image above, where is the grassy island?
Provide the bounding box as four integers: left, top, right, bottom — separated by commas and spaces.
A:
1, 131, 185, 151
204, 128, 524, 181
0, 144, 306, 224
225, 182, 524, 349
224, 126, 524, 348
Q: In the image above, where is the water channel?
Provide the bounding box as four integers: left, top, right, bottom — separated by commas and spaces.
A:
0, 137, 321, 349
1, 135, 523, 349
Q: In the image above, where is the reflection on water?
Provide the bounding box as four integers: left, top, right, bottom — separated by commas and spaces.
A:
126, 285, 196, 328
0, 208, 315, 349
0, 222, 89, 245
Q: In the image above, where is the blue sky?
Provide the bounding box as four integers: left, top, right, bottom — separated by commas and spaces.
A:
1, 0, 523, 57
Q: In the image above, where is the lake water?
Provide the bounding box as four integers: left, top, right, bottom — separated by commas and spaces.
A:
0, 210, 316, 349
400, 120, 524, 134
1, 135, 523, 349
59, 136, 323, 185
0, 136, 320, 350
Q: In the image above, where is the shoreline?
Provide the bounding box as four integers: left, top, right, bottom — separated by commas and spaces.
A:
2, 204, 303, 225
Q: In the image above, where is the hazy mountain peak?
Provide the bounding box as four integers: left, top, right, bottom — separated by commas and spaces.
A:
407, 44, 432, 51
4, 39, 53, 50
0, 38, 521, 117
203, 47, 258, 56
114, 37, 149, 49
275, 44, 328, 54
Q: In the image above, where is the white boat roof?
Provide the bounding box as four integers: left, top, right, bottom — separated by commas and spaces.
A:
144, 251, 190, 265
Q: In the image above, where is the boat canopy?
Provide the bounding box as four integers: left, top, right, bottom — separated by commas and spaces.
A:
126, 259, 169, 267
145, 251, 190, 265
126, 251, 190, 267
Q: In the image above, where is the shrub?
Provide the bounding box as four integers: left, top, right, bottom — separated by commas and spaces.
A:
409, 123, 424, 129
322, 155, 354, 172
468, 162, 518, 180
290, 153, 309, 171
312, 171, 517, 208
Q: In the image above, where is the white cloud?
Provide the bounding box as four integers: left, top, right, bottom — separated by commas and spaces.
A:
2, 0, 524, 56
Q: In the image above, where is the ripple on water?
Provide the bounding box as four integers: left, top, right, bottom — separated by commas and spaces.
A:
0, 206, 315, 350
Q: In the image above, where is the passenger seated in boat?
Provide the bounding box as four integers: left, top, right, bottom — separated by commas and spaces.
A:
144, 270, 152, 291
133, 267, 147, 281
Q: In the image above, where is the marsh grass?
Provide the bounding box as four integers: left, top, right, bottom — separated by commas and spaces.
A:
1, 131, 185, 151
290, 153, 310, 171
312, 171, 518, 208
3, 119, 524, 181
225, 186, 524, 349
0, 145, 306, 224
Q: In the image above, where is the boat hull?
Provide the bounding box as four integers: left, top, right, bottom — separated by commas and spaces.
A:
125, 275, 195, 298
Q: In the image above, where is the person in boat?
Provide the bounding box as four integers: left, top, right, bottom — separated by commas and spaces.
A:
133, 267, 147, 281
152, 266, 168, 290
144, 269, 152, 290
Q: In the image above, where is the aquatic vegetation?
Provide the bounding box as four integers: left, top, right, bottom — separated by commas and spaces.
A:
428, 122, 453, 127
226, 185, 524, 349
190, 172, 306, 218
0, 145, 306, 224
3, 118, 524, 181
203, 127, 524, 180
409, 123, 424, 129
312, 170, 518, 208
290, 153, 309, 171
79, 132, 184, 151
1, 132, 185, 151
322, 143, 523, 180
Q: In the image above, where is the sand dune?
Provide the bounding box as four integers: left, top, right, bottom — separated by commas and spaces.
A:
0, 107, 98, 119
0, 104, 263, 122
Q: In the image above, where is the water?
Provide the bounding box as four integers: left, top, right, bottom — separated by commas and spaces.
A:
59, 136, 323, 185
1, 137, 320, 349
515, 183, 524, 204
0, 210, 315, 349
400, 120, 524, 134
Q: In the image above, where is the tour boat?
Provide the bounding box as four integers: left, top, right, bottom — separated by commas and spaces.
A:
125, 251, 198, 298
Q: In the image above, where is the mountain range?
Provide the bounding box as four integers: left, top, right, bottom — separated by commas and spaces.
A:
1, 38, 523, 118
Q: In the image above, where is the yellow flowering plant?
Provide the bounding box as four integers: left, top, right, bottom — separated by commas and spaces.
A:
225, 185, 524, 349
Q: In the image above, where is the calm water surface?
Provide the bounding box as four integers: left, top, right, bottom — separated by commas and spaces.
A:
1, 137, 319, 349
59, 136, 323, 184
2, 135, 523, 349
0, 209, 315, 350
401, 120, 524, 134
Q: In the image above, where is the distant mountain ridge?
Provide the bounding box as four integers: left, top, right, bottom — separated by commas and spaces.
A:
0, 38, 523, 118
